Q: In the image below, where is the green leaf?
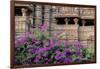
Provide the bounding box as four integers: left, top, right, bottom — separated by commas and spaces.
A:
72, 55, 77, 61
32, 54, 36, 58
40, 59, 45, 64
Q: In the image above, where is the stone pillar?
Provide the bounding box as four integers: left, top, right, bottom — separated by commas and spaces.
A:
44, 5, 50, 24
73, 18, 79, 25
44, 5, 51, 30
64, 18, 68, 25
51, 6, 57, 30
82, 20, 86, 26
73, 18, 79, 41
21, 8, 27, 16
35, 5, 42, 27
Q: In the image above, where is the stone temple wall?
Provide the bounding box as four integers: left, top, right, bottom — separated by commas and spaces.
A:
15, 4, 95, 50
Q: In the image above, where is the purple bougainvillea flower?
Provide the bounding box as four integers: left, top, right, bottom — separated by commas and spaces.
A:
49, 38, 55, 47
64, 58, 73, 63
45, 62, 48, 64
74, 41, 85, 49
28, 48, 33, 53
35, 54, 41, 60
56, 40, 62, 46
15, 36, 28, 47
15, 32, 28, 47
66, 51, 72, 56
55, 52, 65, 60
28, 48, 37, 54
40, 23, 49, 32
15, 28, 88, 64
34, 58, 40, 63
36, 47, 48, 54
56, 50, 61, 54
45, 58, 48, 60
55, 54, 60, 60
49, 38, 62, 47
15, 32, 37, 47
55, 55, 62, 60
42, 52, 48, 57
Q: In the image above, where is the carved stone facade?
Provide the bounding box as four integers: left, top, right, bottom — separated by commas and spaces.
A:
15, 3, 95, 52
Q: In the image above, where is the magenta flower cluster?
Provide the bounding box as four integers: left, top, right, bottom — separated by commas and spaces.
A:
15, 23, 91, 65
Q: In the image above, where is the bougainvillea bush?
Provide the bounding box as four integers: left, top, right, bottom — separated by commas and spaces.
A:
15, 23, 94, 65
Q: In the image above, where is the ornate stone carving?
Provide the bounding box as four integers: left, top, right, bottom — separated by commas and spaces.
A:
21, 8, 27, 16
64, 18, 68, 25
73, 18, 79, 25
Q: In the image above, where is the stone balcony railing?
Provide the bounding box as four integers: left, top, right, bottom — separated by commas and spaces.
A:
15, 16, 27, 22
15, 16, 27, 34
79, 26, 94, 40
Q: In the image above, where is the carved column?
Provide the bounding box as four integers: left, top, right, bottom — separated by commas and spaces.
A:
35, 5, 42, 27
73, 18, 79, 41
73, 18, 79, 25
21, 8, 27, 16
65, 18, 68, 25
44, 5, 50, 24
